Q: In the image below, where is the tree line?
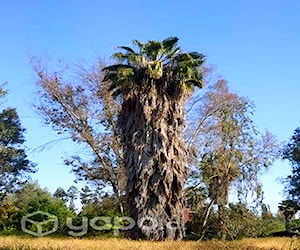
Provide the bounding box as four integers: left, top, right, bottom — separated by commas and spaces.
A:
0, 37, 299, 240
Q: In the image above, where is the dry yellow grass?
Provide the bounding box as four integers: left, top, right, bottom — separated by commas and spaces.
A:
0, 236, 299, 250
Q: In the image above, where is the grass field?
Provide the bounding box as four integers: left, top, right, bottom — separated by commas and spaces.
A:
0, 237, 300, 250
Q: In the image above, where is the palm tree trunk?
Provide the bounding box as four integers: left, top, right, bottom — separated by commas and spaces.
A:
119, 84, 188, 240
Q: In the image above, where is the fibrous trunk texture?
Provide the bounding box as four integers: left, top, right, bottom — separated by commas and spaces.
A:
119, 83, 188, 240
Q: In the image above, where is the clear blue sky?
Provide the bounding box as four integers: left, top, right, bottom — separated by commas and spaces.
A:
1, 0, 299, 212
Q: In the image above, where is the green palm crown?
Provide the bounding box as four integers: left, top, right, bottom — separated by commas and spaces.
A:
103, 37, 205, 97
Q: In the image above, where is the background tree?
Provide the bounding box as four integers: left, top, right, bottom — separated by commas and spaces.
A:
53, 187, 69, 203
67, 185, 78, 211
278, 128, 300, 234
278, 199, 299, 233
33, 60, 125, 214
103, 37, 205, 240
282, 128, 300, 201
186, 80, 279, 239
0, 198, 19, 231
0, 182, 74, 233
0, 85, 36, 201
80, 185, 94, 206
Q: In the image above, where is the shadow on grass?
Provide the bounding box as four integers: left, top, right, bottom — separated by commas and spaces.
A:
271, 231, 300, 237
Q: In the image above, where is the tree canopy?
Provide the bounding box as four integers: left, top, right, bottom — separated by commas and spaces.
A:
103, 36, 205, 98
186, 80, 279, 239
282, 128, 300, 201
0, 87, 36, 201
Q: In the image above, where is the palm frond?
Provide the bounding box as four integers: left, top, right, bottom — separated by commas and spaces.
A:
165, 47, 181, 60
103, 71, 118, 82
103, 64, 135, 92
174, 53, 193, 63
188, 52, 205, 60
117, 46, 136, 54
103, 64, 134, 72
185, 79, 203, 88
143, 41, 163, 60
162, 36, 179, 51
127, 54, 147, 67
112, 52, 128, 62
133, 40, 145, 51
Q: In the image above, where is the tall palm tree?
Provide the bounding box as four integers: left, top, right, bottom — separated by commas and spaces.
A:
103, 37, 205, 240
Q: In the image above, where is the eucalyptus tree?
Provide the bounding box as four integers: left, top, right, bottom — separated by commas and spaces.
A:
103, 37, 205, 240
187, 80, 279, 239
33, 62, 126, 214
